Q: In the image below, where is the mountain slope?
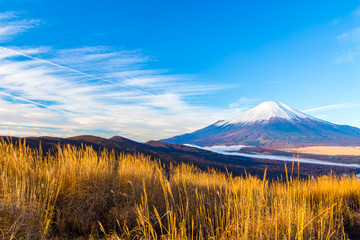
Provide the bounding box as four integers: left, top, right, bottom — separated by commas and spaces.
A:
1, 135, 262, 176
162, 101, 360, 147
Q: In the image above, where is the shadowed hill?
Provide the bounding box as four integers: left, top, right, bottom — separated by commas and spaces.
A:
1, 135, 359, 179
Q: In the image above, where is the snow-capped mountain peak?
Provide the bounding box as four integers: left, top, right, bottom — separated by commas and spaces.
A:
218, 101, 313, 125
162, 101, 360, 147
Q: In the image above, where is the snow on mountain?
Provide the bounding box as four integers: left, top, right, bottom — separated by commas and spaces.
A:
162, 101, 360, 147
216, 101, 316, 126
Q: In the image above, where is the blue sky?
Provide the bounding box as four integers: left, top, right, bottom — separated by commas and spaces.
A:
0, 0, 360, 141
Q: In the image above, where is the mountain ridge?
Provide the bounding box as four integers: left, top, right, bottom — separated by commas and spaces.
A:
162, 101, 360, 147
2, 134, 359, 178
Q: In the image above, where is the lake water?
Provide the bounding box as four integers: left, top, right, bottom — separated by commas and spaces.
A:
185, 144, 360, 168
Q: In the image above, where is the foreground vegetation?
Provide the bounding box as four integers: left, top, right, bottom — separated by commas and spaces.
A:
1, 139, 360, 239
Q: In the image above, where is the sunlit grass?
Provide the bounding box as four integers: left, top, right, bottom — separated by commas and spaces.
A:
0, 138, 359, 239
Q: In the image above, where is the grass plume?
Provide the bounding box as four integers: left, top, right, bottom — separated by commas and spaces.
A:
0, 138, 359, 239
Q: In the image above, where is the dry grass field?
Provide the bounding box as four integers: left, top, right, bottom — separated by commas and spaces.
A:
280, 146, 360, 156
1, 139, 360, 239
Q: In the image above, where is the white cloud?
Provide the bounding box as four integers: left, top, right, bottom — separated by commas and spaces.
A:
0, 12, 39, 41
228, 97, 258, 109
0, 12, 18, 20
303, 103, 360, 113
337, 27, 360, 44
352, 6, 360, 18
334, 7, 360, 64
0, 11, 261, 141
0, 14, 236, 141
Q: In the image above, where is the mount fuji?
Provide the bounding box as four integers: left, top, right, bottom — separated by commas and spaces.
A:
162, 101, 360, 147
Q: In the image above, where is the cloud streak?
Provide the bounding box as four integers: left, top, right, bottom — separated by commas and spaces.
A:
0, 12, 39, 41
334, 7, 360, 64
0, 12, 234, 141
303, 103, 360, 113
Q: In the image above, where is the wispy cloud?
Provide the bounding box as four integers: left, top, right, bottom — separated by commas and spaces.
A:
335, 27, 360, 64
334, 7, 360, 64
303, 103, 360, 113
0, 11, 39, 41
0, 12, 17, 20
0, 12, 233, 141
352, 6, 360, 18
229, 97, 258, 109
221, 97, 259, 118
